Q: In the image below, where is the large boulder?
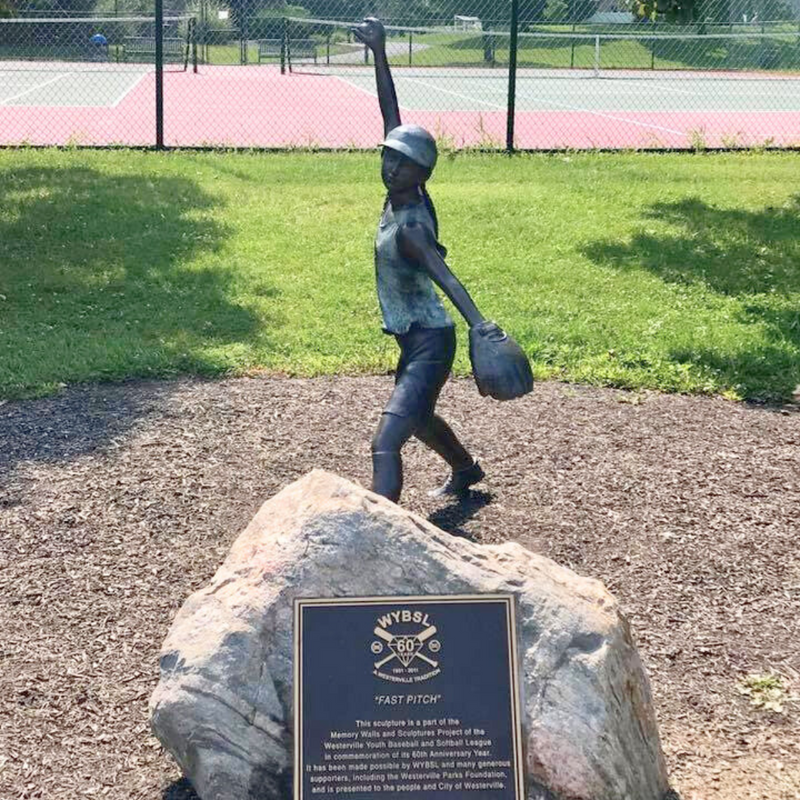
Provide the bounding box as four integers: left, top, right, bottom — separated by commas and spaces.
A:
150, 470, 670, 800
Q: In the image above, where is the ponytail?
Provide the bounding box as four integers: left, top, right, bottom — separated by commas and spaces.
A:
420, 182, 447, 258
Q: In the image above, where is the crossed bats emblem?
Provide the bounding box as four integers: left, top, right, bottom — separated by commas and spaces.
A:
373, 624, 439, 671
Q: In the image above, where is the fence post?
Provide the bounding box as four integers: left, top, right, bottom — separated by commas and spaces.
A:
280, 16, 287, 74
506, 0, 519, 153
409, 30, 412, 66
571, 19, 576, 69
652, 20, 657, 70
201, 0, 206, 65
650, 21, 656, 70
155, 0, 164, 149
190, 17, 198, 73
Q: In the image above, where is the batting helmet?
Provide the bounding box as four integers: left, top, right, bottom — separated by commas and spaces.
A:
382, 124, 437, 170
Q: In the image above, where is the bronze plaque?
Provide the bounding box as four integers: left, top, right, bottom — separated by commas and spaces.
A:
294, 594, 524, 800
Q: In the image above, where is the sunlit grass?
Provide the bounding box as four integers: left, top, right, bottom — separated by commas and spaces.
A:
0, 149, 797, 401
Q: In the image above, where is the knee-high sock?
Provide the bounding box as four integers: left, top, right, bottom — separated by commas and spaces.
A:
371, 451, 403, 503
371, 413, 417, 503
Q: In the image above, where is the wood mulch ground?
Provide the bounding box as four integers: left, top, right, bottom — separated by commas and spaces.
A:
1, 375, 798, 800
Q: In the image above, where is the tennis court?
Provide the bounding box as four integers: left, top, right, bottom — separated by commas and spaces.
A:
1, 60, 798, 148
0, 62, 158, 145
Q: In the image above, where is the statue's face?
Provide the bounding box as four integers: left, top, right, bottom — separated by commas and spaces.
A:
381, 147, 428, 192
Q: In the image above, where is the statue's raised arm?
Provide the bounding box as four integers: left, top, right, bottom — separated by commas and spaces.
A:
351, 17, 401, 136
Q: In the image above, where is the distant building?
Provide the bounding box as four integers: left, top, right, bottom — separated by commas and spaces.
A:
454, 15, 482, 30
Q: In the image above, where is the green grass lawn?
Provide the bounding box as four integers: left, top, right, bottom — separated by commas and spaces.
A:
0, 150, 798, 402
386, 29, 800, 72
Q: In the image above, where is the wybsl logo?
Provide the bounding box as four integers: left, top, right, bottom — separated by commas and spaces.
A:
370, 609, 442, 683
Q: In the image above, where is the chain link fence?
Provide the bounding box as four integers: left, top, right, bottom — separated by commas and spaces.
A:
1, 0, 799, 149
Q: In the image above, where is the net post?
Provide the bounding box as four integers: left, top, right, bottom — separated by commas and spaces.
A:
183, 16, 192, 72
570, 20, 576, 68
593, 34, 600, 77
155, 0, 164, 149
203, 0, 210, 65
506, 0, 519, 154
191, 16, 198, 72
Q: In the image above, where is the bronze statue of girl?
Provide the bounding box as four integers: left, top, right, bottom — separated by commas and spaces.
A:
352, 17, 533, 504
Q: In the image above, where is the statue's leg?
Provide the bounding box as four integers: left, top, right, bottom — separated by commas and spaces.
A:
371, 412, 416, 502
417, 413, 485, 498
414, 413, 473, 472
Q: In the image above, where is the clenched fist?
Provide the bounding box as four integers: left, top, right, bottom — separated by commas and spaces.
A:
351, 17, 387, 52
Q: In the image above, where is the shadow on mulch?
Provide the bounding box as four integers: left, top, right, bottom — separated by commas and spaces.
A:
427, 488, 493, 539
583, 195, 800, 403
0, 381, 179, 490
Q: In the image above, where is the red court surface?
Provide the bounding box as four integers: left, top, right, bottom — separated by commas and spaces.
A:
1, 64, 799, 148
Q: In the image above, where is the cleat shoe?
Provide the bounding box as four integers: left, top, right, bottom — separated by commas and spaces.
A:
428, 460, 485, 498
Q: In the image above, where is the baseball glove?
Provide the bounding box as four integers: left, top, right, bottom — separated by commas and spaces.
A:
468, 320, 534, 401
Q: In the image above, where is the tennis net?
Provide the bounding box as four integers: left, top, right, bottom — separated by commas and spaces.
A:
0, 15, 196, 71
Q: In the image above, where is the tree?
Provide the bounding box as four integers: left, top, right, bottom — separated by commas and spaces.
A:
17, 0, 97, 14
541, 0, 597, 22
630, 0, 698, 24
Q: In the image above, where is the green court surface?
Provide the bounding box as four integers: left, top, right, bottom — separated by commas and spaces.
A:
331, 66, 800, 113
0, 64, 150, 107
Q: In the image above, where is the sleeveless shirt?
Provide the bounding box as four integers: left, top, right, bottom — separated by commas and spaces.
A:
374, 197, 455, 335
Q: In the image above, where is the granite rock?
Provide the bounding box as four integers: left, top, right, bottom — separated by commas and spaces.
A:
150, 469, 670, 800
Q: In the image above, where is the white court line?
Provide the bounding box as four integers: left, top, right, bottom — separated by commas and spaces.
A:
647, 82, 704, 96
111, 71, 150, 108
0, 72, 70, 105
591, 78, 698, 96
331, 74, 412, 113
399, 75, 507, 110
514, 87, 685, 135
623, 78, 778, 97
